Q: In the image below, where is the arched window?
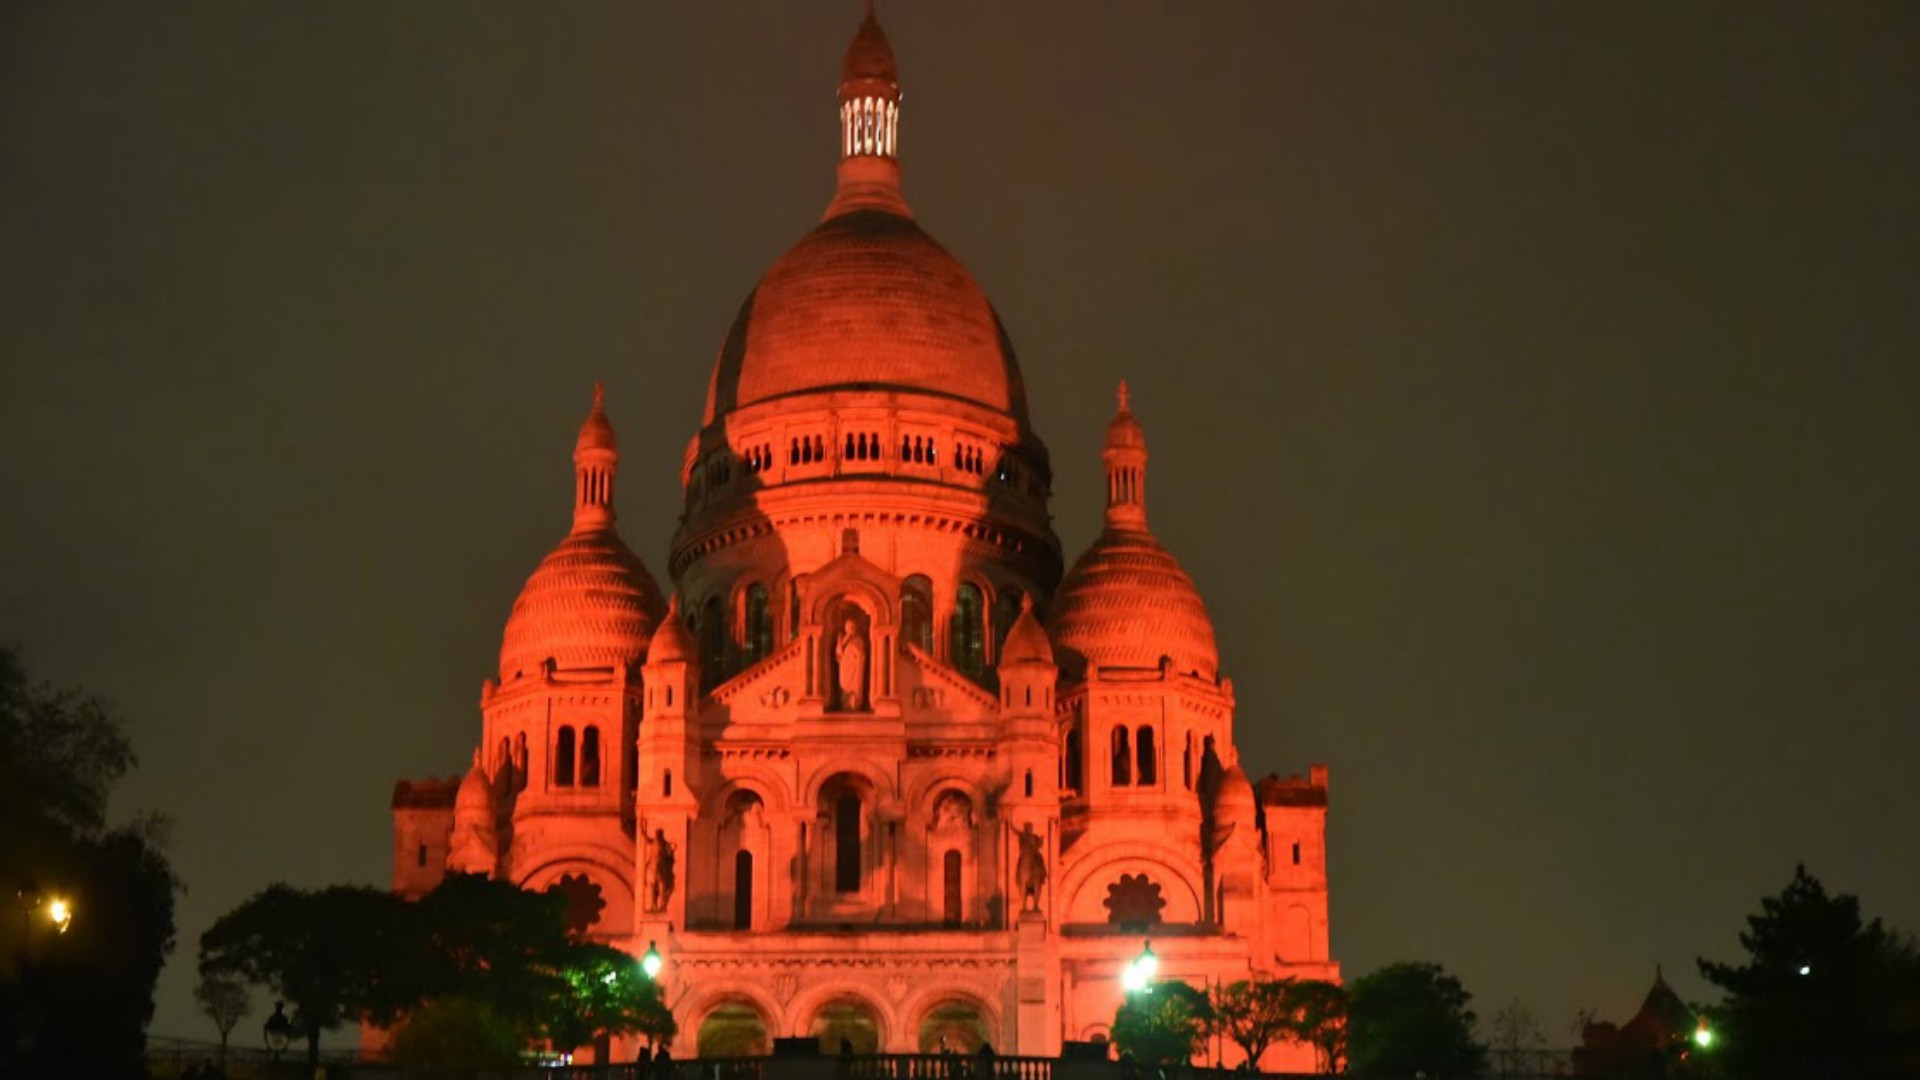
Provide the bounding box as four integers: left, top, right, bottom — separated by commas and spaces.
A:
581, 726, 601, 787
991, 588, 1022, 662
1110, 727, 1131, 786
734, 850, 754, 930
555, 726, 576, 787
701, 595, 726, 689
1136, 726, 1156, 785
942, 850, 963, 926
744, 584, 772, 665
952, 583, 985, 677
834, 793, 862, 893
1065, 726, 1083, 794
1024, 769, 1034, 798
901, 575, 934, 653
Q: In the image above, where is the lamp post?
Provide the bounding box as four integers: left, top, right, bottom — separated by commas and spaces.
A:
642, 940, 664, 981
15, 882, 74, 967
263, 1001, 293, 1063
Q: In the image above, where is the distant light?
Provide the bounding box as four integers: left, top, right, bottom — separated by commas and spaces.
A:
641, 940, 664, 980
603, 970, 619, 986
1798, 964, 1811, 976
1693, 1020, 1714, 1049
47, 897, 72, 933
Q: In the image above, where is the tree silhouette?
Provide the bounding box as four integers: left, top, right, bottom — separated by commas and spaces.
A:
1345, 961, 1487, 1078
1697, 864, 1920, 1079
193, 971, 249, 1072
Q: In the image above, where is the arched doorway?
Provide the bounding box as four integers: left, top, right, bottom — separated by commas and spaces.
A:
811, 998, 881, 1054
697, 1002, 771, 1058
918, 1000, 991, 1053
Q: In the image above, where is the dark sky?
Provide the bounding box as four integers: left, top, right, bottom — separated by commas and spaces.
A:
4, 1, 1916, 1046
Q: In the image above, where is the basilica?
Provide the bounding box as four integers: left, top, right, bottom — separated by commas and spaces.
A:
383, 10, 1334, 1068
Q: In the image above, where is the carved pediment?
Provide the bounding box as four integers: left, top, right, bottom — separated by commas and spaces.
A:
709, 637, 806, 717
898, 643, 999, 718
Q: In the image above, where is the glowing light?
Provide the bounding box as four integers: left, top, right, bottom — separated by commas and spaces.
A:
1693, 1019, 1714, 1049
1122, 940, 1158, 992
641, 940, 664, 980
1798, 964, 1811, 976
46, 897, 72, 934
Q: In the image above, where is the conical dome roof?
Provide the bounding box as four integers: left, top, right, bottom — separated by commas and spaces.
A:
998, 595, 1054, 667
645, 595, 696, 666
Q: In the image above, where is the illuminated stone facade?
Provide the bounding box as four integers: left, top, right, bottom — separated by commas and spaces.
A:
384, 11, 1335, 1068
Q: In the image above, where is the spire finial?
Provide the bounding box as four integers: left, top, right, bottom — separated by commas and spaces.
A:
572, 383, 618, 531
1117, 380, 1131, 413
1102, 381, 1148, 530
827, 1, 910, 219
592, 380, 605, 410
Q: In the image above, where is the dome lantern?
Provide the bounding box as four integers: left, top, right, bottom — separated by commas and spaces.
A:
827, 4, 911, 220
1103, 381, 1150, 531
572, 381, 618, 533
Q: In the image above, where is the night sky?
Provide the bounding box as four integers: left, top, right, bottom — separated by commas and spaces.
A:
4, 1, 1916, 1046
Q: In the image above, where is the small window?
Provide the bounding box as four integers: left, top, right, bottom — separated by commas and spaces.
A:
664, 769, 674, 798
835, 793, 862, 893
1110, 727, 1131, 786
416, 842, 427, 868
1136, 726, 1157, 785
952, 583, 985, 677
581, 726, 601, 787
1292, 841, 1302, 866
1024, 769, 1034, 798
555, 726, 576, 787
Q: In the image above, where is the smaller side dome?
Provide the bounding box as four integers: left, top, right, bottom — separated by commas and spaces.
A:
998, 594, 1054, 667
1214, 765, 1257, 818
646, 595, 696, 666
454, 753, 493, 818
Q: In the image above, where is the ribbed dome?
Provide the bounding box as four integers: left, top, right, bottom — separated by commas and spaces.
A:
998, 595, 1054, 668
703, 210, 1027, 425
498, 529, 665, 681
1215, 765, 1256, 817
1048, 527, 1219, 681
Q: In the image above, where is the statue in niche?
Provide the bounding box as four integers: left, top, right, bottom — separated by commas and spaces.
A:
1016, 824, 1048, 913
932, 791, 972, 831
642, 827, 677, 913
835, 617, 868, 712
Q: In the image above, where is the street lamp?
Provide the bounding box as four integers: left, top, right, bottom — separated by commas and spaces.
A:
641, 940, 664, 980
46, 897, 72, 934
1692, 1017, 1715, 1050
1121, 940, 1157, 993
263, 1001, 294, 1062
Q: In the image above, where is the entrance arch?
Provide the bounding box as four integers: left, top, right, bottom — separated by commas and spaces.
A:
917, 999, 993, 1053
811, 998, 882, 1054
697, 1001, 771, 1058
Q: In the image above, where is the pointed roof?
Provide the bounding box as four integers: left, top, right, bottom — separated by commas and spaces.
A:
998, 594, 1055, 668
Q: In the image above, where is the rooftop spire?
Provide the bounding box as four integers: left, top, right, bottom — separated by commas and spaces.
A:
1102, 381, 1149, 530
826, 3, 911, 219
572, 382, 619, 532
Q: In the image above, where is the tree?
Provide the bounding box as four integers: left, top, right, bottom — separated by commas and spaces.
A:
1697, 864, 1920, 1079
194, 971, 250, 1072
199, 883, 408, 1073
1210, 978, 1295, 1068
1346, 961, 1487, 1078
1486, 997, 1544, 1079
0, 646, 177, 1080
540, 941, 678, 1056
1287, 979, 1350, 1074
389, 996, 525, 1078
1113, 980, 1212, 1065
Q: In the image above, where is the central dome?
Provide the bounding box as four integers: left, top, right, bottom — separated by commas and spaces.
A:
703, 210, 1026, 425
700, 9, 1028, 430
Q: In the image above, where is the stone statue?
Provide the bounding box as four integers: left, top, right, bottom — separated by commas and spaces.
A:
1016, 824, 1047, 913
643, 827, 676, 912
835, 618, 867, 711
